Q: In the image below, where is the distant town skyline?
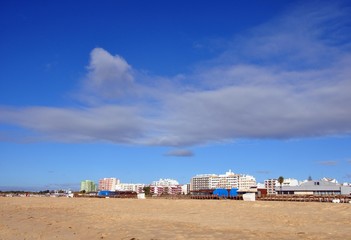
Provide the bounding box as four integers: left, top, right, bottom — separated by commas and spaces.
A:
1, 1, 351, 191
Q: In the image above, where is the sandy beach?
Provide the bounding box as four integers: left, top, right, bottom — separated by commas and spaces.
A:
0, 197, 350, 240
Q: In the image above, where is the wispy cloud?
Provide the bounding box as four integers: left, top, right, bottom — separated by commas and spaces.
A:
0, 2, 351, 147
165, 149, 194, 157
318, 161, 338, 166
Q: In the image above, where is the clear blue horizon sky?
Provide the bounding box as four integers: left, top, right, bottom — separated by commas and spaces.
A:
1, 0, 351, 191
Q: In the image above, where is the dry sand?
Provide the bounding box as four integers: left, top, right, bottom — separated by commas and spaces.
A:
0, 197, 350, 240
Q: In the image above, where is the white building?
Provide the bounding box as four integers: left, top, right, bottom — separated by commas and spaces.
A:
115, 183, 145, 193
150, 185, 165, 195
152, 178, 179, 186
277, 179, 351, 195
219, 170, 240, 189
321, 177, 338, 184
281, 178, 299, 187
190, 174, 217, 191
264, 179, 277, 195
181, 184, 190, 195
190, 170, 256, 191
265, 178, 299, 195
150, 178, 182, 195
150, 185, 182, 195
238, 175, 257, 191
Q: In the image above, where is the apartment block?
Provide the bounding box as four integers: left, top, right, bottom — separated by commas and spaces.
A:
190, 170, 256, 191
80, 180, 97, 192
264, 179, 277, 195
98, 178, 120, 191
150, 185, 182, 195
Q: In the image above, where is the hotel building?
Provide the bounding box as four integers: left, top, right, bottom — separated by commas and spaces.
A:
190, 170, 256, 191
98, 178, 120, 191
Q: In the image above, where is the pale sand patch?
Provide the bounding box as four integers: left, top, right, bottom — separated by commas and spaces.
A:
0, 198, 350, 239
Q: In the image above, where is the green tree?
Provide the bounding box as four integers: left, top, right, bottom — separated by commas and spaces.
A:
277, 176, 284, 195
143, 186, 150, 195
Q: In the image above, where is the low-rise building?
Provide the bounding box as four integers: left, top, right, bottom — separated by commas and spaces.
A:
276, 179, 351, 195
150, 178, 182, 195
281, 178, 299, 187
265, 178, 299, 195
150, 185, 165, 195
115, 183, 145, 193
181, 184, 190, 195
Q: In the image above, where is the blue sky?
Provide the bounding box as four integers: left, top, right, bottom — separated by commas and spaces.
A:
1, 0, 351, 191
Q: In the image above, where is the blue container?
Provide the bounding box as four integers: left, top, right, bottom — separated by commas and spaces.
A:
213, 188, 229, 198
98, 190, 113, 197
229, 188, 238, 197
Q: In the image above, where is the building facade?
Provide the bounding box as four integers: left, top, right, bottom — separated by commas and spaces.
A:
238, 175, 257, 191
190, 174, 216, 191
191, 170, 256, 191
276, 179, 351, 195
151, 178, 179, 186
115, 183, 145, 193
150, 185, 182, 195
265, 179, 277, 195
80, 180, 97, 192
281, 178, 299, 187
265, 178, 299, 195
149, 178, 182, 195
98, 178, 120, 191
181, 184, 190, 195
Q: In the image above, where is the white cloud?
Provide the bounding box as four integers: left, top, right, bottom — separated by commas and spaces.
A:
0, 105, 146, 143
83, 48, 135, 100
1, 2, 351, 147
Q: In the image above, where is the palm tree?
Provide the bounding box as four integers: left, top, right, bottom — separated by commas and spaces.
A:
277, 176, 284, 195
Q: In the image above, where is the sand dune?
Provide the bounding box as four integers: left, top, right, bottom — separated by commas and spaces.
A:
0, 197, 350, 239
